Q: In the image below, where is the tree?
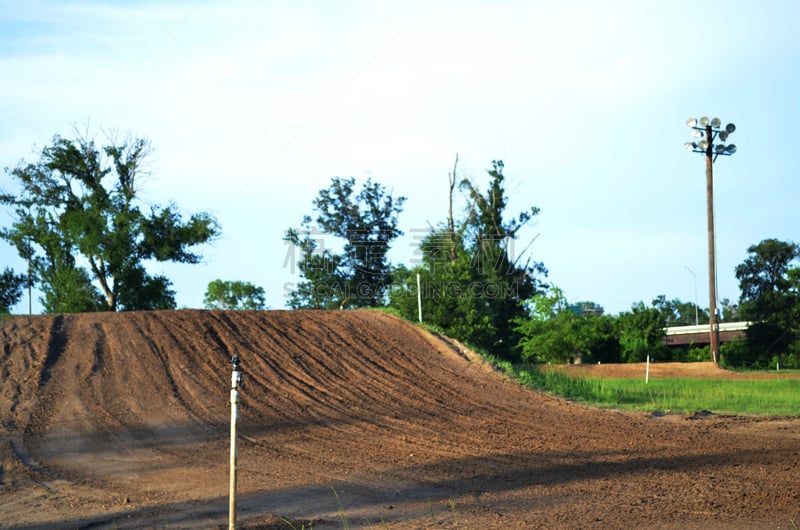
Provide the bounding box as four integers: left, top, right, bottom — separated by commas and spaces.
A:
515, 287, 618, 364
1, 132, 220, 312
720, 297, 739, 322
568, 301, 605, 317
204, 280, 266, 310
616, 301, 669, 362
651, 294, 708, 327
284, 176, 406, 309
390, 159, 547, 360
735, 239, 800, 368
0, 267, 26, 313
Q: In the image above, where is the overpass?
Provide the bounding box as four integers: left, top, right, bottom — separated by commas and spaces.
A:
663, 321, 750, 346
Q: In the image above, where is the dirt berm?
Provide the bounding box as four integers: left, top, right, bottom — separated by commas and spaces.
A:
1, 309, 798, 529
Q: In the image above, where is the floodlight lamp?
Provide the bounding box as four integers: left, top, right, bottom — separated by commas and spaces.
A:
698, 140, 709, 151
711, 117, 721, 128
716, 144, 726, 153
725, 123, 736, 134
692, 129, 704, 138
719, 131, 729, 141
687, 117, 698, 127
726, 144, 737, 154
685, 141, 697, 151
700, 116, 710, 127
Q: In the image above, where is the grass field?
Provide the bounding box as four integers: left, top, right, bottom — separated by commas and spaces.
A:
500, 363, 800, 416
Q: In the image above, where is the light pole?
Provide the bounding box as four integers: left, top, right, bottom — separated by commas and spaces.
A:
685, 116, 736, 363
684, 265, 699, 326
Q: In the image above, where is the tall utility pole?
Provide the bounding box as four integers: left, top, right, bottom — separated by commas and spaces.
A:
685, 117, 737, 363
704, 133, 719, 363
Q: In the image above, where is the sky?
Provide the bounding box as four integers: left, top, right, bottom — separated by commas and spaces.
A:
1, 0, 798, 316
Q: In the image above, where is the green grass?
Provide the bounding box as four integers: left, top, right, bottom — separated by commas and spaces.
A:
383, 311, 800, 416
504, 365, 800, 416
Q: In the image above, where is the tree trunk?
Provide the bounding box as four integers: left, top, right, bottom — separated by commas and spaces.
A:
88, 256, 116, 310
447, 154, 458, 262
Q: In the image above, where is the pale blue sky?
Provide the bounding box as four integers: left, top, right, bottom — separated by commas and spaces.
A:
1, 1, 798, 315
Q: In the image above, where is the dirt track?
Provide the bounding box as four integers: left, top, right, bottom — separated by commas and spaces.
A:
1, 309, 798, 529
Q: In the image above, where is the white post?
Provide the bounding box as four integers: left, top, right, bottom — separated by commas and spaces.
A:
229, 355, 243, 530
645, 354, 650, 385
416, 273, 422, 323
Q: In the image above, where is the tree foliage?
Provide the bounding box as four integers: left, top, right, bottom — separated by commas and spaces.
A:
0, 267, 26, 313
515, 287, 617, 364
616, 301, 670, 362
720, 297, 740, 322
0, 132, 220, 313
515, 291, 726, 365
390, 159, 547, 360
204, 279, 266, 310
735, 238, 800, 368
651, 294, 708, 327
284, 176, 406, 309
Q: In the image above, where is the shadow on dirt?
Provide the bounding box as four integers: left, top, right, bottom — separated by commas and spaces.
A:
4, 440, 791, 529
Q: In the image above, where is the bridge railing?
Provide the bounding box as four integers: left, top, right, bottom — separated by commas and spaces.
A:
664, 321, 751, 336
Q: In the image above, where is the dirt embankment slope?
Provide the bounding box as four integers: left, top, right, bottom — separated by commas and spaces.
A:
1, 309, 798, 529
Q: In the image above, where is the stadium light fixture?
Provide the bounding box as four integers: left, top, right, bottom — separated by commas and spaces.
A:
685, 116, 737, 364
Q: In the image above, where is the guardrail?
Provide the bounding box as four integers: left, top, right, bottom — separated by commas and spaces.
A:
663, 321, 751, 346
664, 321, 751, 336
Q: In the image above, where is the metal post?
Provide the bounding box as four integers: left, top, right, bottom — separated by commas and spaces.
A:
229, 355, 243, 530
704, 126, 720, 363
416, 272, 422, 323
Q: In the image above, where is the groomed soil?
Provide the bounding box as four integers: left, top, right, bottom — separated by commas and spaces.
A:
543, 360, 800, 380
0, 309, 798, 529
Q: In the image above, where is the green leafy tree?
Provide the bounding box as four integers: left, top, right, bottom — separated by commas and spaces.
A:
515, 287, 618, 364
1, 132, 220, 313
284, 176, 406, 309
204, 279, 266, 310
390, 159, 547, 360
567, 301, 605, 317
0, 267, 26, 313
391, 232, 495, 345
735, 239, 800, 368
617, 301, 669, 362
651, 294, 708, 327
720, 297, 739, 322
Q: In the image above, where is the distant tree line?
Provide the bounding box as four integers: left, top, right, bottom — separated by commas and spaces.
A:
283, 157, 800, 368
2, 130, 798, 369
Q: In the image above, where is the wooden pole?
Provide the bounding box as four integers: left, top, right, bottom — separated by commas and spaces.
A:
704, 126, 720, 363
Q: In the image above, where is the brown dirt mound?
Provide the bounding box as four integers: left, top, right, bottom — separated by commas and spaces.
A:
1, 309, 798, 529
